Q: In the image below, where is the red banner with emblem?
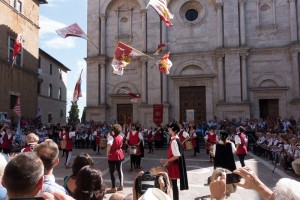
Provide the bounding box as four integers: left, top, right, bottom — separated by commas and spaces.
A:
153, 104, 163, 126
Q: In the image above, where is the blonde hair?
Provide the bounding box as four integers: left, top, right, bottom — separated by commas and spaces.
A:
26, 133, 39, 144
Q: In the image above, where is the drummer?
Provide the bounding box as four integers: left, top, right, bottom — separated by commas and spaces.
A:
126, 123, 144, 171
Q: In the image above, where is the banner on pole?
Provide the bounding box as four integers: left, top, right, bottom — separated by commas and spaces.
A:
153, 104, 164, 126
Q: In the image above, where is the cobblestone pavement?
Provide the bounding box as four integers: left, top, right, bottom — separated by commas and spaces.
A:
53, 147, 300, 200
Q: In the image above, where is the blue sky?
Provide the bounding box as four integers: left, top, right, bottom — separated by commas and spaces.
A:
39, 0, 87, 120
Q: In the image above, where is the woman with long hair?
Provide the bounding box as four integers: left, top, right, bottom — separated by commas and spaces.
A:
73, 166, 106, 200
106, 124, 124, 194
64, 153, 95, 197
160, 122, 189, 200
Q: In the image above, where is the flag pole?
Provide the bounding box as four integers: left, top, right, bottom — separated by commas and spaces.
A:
87, 36, 99, 49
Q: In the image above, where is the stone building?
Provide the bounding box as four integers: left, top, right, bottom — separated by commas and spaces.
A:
86, 0, 300, 127
38, 49, 69, 125
0, 0, 47, 122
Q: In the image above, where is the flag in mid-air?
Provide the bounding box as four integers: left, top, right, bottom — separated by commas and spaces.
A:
147, 0, 174, 26
157, 52, 172, 74
56, 23, 89, 40
72, 72, 82, 103
119, 88, 141, 103
13, 96, 21, 117
12, 33, 24, 64
111, 42, 144, 76
153, 43, 166, 55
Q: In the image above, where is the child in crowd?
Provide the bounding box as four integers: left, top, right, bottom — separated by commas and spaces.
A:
21, 133, 39, 152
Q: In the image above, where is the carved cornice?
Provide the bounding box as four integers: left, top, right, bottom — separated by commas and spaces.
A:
85, 55, 107, 65
238, 0, 247, 5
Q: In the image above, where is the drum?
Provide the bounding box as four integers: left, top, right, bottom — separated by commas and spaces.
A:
60, 140, 66, 149
129, 146, 137, 155
100, 138, 107, 149
209, 145, 215, 158
185, 140, 193, 150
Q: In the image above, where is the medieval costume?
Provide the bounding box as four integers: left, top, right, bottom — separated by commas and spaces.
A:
126, 124, 144, 171
106, 124, 124, 194
213, 130, 237, 172
235, 126, 248, 167
161, 123, 189, 200
178, 124, 190, 150
147, 128, 154, 153
190, 125, 200, 156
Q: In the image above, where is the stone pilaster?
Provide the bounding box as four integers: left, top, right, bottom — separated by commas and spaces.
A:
288, 0, 298, 42
217, 54, 225, 102
141, 58, 147, 103
291, 52, 300, 97
100, 15, 106, 55
239, 0, 246, 45
100, 63, 106, 105
216, 2, 224, 47
162, 74, 168, 103
87, 62, 99, 106
141, 9, 147, 52
241, 53, 248, 101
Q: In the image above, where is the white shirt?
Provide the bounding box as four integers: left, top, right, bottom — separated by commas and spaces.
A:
213, 140, 236, 155
235, 134, 248, 145
170, 136, 181, 157
126, 131, 143, 141
180, 129, 189, 138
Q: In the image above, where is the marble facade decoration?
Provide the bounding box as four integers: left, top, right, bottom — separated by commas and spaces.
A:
86, 0, 300, 127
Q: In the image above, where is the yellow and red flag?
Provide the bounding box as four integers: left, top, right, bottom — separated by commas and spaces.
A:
111, 42, 144, 76
157, 52, 172, 75
147, 0, 174, 26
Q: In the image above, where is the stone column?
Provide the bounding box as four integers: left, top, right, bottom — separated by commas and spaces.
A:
239, 0, 246, 46
292, 52, 300, 97
216, 3, 224, 47
100, 15, 106, 55
162, 74, 168, 103
241, 54, 248, 101
217, 54, 225, 101
141, 59, 147, 103
100, 63, 106, 105
141, 9, 147, 52
288, 0, 298, 42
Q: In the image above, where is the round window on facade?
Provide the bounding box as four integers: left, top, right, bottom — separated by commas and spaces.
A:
185, 9, 198, 22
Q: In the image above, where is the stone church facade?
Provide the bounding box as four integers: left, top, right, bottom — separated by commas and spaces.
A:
86, 0, 300, 127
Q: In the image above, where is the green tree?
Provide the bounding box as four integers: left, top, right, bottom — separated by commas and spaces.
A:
81, 107, 86, 123
67, 101, 79, 125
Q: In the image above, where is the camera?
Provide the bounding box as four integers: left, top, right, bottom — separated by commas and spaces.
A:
226, 173, 241, 184
135, 171, 165, 194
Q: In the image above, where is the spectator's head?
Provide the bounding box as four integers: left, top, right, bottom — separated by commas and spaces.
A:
73, 166, 105, 200
35, 139, 59, 174
26, 133, 39, 144
112, 124, 122, 136
2, 152, 44, 198
271, 178, 300, 200
72, 153, 94, 177
109, 192, 126, 200
238, 126, 245, 133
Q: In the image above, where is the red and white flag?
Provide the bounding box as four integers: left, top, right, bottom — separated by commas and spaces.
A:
119, 88, 141, 103
153, 41, 176, 55
12, 33, 24, 64
56, 23, 89, 40
72, 71, 82, 103
157, 52, 172, 74
111, 42, 144, 76
13, 97, 21, 117
147, 0, 174, 26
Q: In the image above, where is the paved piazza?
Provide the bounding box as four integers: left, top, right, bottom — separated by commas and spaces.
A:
54, 147, 298, 200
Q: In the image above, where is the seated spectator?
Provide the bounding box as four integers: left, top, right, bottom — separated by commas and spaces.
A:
21, 132, 39, 152
73, 166, 106, 200
64, 153, 94, 197
283, 138, 298, 170
291, 138, 300, 175
35, 139, 67, 194
2, 152, 44, 199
